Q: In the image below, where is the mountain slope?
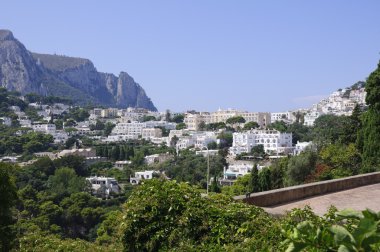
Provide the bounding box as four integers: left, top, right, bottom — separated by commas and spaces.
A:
0, 30, 157, 110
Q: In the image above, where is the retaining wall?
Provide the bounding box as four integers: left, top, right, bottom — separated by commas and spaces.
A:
235, 172, 380, 207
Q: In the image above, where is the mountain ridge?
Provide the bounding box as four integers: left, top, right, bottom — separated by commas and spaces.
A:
0, 29, 157, 111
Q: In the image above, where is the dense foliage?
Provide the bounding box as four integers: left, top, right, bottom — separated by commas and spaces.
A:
360, 62, 380, 172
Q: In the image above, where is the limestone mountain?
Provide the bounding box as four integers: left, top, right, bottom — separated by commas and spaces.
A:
0, 29, 157, 110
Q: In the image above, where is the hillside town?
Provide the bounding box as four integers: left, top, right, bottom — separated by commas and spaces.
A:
2, 2, 380, 250
0, 83, 367, 194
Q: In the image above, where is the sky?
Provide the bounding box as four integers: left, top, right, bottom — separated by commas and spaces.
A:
1, 1, 380, 112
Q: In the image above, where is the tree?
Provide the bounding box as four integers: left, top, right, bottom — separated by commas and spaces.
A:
249, 164, 259, 193
54, 155, 88, 176
251, 144, 265, 157
267, 121, 287, 132
226, 116, 246, 125
340, 104, 362, 145
170, 135, 179, 147
0, 163, 18, 251
320, 143, 361, 177
176, 122, 187, 130
171, 114, 184, 123
89, 120, 105, 131
131, 150, 145, 167
286, 150, 317, 185
243, 121, 259, 130
103, 122, 115, 137
111, 145, 120, 161
312, 114, 350, 147
96, 210, 123, 247
217, 131, 233, 148
198, 121, 206, 131
207, 141, 217, 150
210, 175, 221, 193
54, 119, 64, 130
122, 179, 273, 251
360, 62, 380, 172
48, 167, 87, 198
258, 168, 272, 191
270, 158, 287, 189
287, 122, 313, 144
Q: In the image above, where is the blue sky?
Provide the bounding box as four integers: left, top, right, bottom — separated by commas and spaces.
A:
2, 1, 380, 112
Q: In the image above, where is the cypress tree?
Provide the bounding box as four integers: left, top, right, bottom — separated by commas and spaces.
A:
360, 62, 380, 172
249, 164, 260, 193
112, 145, 120, 161
119, 146, 126, 160
211, 174, 221, 193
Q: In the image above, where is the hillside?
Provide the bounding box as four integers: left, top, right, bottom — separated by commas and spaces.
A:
0, 30, 157, 110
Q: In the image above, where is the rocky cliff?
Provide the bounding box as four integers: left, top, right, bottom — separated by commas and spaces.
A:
0, 30, 157, 111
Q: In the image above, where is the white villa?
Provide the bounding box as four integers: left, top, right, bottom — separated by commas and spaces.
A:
130, 170, 158, 185
294, 141, 313, 155
86, 176, 121, 197
230, 129, 293, 156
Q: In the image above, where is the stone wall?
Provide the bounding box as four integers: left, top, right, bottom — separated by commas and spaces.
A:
235, 172, 380, 207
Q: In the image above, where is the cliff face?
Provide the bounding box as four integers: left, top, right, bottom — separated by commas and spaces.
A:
0, 30, 47, 95
0, 30, 157, 111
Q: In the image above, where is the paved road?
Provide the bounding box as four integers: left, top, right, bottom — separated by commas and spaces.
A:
264, 183, 380, 216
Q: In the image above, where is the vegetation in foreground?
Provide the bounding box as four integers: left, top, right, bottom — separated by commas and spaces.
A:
3, 177, 380, 252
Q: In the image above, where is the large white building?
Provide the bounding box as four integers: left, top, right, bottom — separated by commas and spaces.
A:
230, 129, 293, 156
184, 109, 271, 130
111, 122, 146, 139
210, 109, 270, 127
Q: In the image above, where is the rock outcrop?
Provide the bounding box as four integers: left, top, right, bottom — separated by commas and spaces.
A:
0, 29, 157, 111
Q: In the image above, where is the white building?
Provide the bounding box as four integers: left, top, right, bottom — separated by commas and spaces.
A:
223, 163, 253, 180
142, 128, 162, 140
86, 176, 121, 197
195, 149, 219, 157
52, 131, 69, 144
193, 132, 217, 149
19, 119, 32, 128
169, 129, 186, 140
184, 112, 211, 131
114, 160, 132, 169
57, 148, 96, 158
150, 137, 170, 146
32, 123, 56, 134
111, 122, 145, 139
145, 121, 177, 130
0, 117, 12, 126
304, 111, 322, 126
271, 111, 295, 123
130, 170, 158, 185
239, 112, 271, 127
294, 141, 313, 155
176, 137, 195, 150
230, 129, 293, 156
144, 153, 172, 165
207, 109, 271, 127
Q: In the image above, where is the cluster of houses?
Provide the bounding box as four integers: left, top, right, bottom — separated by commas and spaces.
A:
0, 87, 367, 194
303, 87, 366, 126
